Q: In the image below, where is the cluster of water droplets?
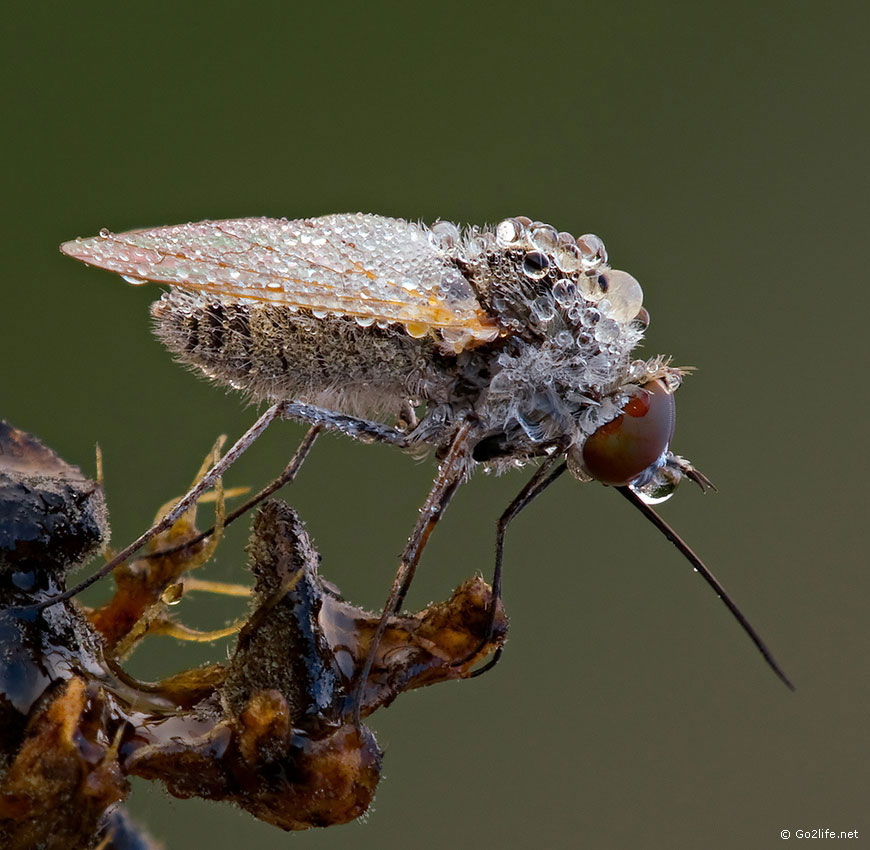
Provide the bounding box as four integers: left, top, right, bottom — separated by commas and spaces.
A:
492, 216, 645, 327
476, 217, 651, 444
495, 217, 607, 274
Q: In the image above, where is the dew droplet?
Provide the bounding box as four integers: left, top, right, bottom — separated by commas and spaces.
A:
522, 251, 550, 279
599, 269, 644, 323
121, 275, 147, 286
265, 280, 283, 291
553, 241, 583, 273
405, 321, 429, 338
594, 318, 620, 343
578, 270, 606, 302
529, 223, 559, 254
99, 227, 111, 239
464, 236, 488, 260
576, 233, 607, 267
552, 278, 576, 307
637, 488, 674, 506
429, 220, 461, 249
580, 307, 601, 327
629, 360, 647, 381
632, 307, 651, 328
440, 326, 473, 350
530, 295, 555, 323
495, 218, 526, 248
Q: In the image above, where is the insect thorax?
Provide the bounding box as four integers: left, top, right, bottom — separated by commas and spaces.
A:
442, 220, 652, 452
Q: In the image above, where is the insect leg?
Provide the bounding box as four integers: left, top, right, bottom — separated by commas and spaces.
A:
350, 420, 476, 726
145, 402, 410, 562
34, 403, 287, 609
464, 458, 568, 678
282, 402, 410, 447
144, 424, 321, 560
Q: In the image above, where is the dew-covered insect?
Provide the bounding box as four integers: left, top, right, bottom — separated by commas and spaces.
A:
59, 213, 793, 715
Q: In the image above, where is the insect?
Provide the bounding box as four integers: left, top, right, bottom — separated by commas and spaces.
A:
58, 213, 793, 718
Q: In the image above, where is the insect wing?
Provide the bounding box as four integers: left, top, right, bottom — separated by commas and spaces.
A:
60, 214, 500, 346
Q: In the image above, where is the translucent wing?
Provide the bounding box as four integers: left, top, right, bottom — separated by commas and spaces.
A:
60, 214, 501, 348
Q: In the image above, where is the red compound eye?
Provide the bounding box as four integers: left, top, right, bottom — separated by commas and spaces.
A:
582, 379, 676, 486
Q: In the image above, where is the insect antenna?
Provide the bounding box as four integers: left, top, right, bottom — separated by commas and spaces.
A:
615, 485, 795, 691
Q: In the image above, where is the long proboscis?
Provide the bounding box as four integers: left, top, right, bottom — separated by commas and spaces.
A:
615, 485, 795, 691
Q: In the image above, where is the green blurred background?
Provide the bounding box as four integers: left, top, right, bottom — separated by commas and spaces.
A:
2, 2, 867, 848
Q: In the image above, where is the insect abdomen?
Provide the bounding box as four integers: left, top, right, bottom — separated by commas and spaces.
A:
151, 289, 455, 417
